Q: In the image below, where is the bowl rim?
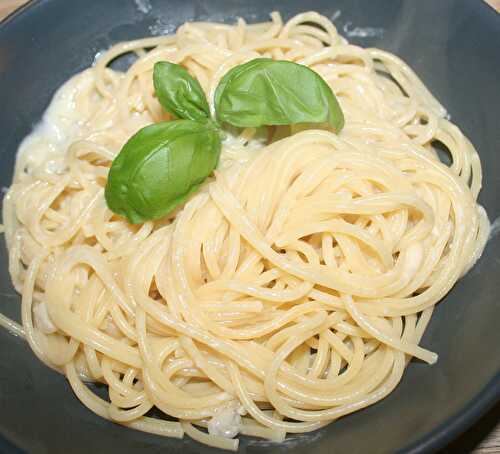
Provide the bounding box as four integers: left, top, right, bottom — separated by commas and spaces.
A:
0, 1, 499, 453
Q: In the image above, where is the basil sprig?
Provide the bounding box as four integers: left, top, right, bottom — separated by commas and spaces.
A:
105, 59, 344, 223
215, 58, 344, 132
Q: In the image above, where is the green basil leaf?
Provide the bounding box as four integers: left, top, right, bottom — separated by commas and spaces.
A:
214, 58, 344, 132
153, 61, 210, 121
105, 120, 220, 224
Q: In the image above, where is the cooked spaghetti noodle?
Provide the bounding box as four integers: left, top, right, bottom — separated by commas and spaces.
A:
1, 11, 490, 450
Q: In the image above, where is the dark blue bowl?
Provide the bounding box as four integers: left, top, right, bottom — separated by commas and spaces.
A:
0, 1, 499, 453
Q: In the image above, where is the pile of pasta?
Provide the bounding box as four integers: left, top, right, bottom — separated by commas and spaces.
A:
1, 11, 489, 450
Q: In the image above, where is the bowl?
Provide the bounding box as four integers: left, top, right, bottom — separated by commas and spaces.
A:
0, 1, 499, 453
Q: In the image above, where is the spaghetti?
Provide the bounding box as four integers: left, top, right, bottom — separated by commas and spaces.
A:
1, 11, 490, 450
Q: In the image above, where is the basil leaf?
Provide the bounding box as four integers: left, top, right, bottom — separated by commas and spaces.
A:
153, 61, 210, 121
214, 58, 344, 132
105, 120, 220, 224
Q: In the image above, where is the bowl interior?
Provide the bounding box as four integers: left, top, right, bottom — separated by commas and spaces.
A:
0, 1, 499, 453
